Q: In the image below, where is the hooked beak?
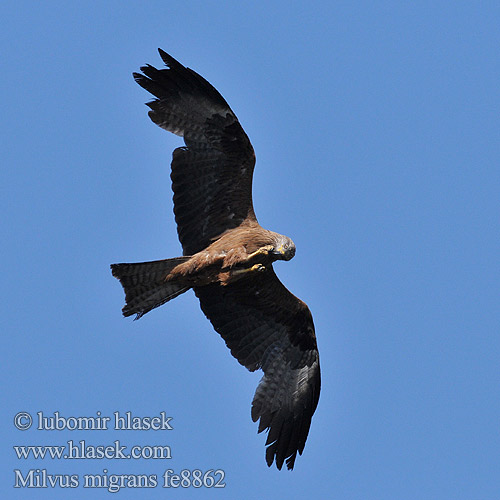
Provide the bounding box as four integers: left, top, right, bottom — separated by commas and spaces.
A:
272, 245, 291, 261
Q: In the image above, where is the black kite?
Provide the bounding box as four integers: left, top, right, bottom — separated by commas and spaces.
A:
111, 50, 320, 470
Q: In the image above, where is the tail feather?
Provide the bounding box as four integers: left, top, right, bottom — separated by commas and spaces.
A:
111, 257, 191, 319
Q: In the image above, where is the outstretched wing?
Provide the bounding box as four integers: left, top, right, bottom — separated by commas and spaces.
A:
194, 268, 321, 470
134, 49, 257, 255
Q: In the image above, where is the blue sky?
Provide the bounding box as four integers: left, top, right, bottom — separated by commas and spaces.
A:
2, 1, 499, 498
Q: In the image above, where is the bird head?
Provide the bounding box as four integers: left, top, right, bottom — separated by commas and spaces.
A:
272, 235, 296, 261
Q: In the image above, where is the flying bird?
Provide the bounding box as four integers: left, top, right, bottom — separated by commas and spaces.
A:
111, 49, 320, 470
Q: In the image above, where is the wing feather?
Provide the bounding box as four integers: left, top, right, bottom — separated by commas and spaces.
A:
194, 268, 321, 470
134, 50, 257, 255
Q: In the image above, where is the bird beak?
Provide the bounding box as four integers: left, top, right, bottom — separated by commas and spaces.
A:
272, 246, 286, 258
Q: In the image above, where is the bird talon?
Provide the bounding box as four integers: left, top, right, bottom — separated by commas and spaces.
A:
226, 263, 266, 281
251, 264, 266, 272
247, 245, 274, 260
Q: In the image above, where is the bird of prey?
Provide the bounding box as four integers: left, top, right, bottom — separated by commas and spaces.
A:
111, 50, 320, 470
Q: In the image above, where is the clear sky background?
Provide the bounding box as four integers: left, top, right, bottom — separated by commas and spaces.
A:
2, 1, 499, 498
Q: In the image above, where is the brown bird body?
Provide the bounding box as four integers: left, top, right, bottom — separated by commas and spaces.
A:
111, 50, 320, 470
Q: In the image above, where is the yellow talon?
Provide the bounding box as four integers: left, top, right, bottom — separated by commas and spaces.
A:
228, 263, 266, 279
251, 264, 265, 272
247, 245, 274, 260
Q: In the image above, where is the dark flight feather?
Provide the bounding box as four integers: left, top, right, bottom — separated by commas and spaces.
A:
134, 50, 256, 255
195, 268, 320, 470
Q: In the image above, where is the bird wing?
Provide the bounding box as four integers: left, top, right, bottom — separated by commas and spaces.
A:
194, 268, 321, 470
134, 49, 257, 255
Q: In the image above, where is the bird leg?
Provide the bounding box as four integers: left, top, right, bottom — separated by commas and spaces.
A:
219, 263, 266, 285
232, 263, 266, 276
246, 245, 274, 261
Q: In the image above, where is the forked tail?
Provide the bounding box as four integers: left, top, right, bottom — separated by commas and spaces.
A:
111, 257, 191, 319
